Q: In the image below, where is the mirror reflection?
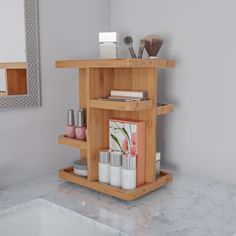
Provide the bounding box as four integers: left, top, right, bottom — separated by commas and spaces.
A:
0, 0, 27, 96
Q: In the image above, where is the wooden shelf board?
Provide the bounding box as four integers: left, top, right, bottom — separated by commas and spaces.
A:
56, 58, 175, 69
156, 103, 173, 115
59, 166, 172, 201
0, 62, 26, 69
58, 135, 87, 150
0, 91, 7, 96
89, 99, 153, 111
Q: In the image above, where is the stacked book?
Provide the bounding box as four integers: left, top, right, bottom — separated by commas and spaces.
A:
107, 90, 148, 102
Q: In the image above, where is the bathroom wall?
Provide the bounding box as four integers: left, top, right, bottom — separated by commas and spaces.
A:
0, 0, 110, 187
111, 0, 236, 184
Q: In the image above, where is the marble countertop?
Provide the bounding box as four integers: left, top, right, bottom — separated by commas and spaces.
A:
0, 171, 236, 236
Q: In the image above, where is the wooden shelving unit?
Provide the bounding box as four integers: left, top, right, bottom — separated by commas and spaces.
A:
56, 58, 175, 201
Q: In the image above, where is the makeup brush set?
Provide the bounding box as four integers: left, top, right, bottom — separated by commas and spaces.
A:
123, 35, 164, 59
98, 32, 164, 59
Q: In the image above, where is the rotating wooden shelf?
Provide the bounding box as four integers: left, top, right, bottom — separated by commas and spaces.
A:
56, 58, 175, 201
59, 166, 172, 201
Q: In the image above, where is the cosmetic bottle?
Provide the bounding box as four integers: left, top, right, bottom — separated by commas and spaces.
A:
109, 151, 122, 187
75, 108, 86, 140
99, 32, 118, 59
99, 149, 110, 184
65, 109, 75, 138
122, 154, 136, 190
156, 152, 161, 176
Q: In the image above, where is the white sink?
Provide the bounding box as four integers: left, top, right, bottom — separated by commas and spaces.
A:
0, 199, 121, 236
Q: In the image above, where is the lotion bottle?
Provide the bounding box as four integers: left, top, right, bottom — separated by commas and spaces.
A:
109, 151, 122, 187
99, 149, 110, 184
122, 154, 136, 190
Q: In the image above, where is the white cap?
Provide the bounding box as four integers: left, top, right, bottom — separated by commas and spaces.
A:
99, 32, 118, 43
156, 152, 161, 161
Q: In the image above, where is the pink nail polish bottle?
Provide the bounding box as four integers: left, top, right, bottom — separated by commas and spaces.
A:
65, 109, 75, 138
75, 108, 86, 140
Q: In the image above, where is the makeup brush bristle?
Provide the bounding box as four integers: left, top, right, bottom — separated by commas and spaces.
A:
124, 36, 133, 46
144, 35, 163, 57
140, 39, 146, 47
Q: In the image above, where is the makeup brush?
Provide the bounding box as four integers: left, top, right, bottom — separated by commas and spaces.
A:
123, 36, 137, 58
144, 35, 163, 58
138, 39, 146, 58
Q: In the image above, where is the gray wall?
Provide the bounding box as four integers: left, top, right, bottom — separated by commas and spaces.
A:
0, 0, 110, 188
111, 0, 235, 184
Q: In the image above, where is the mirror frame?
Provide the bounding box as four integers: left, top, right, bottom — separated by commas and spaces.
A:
0, 0, 41, 110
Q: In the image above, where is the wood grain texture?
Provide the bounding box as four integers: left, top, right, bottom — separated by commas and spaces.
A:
89, 99, 153, 111
0, 91, 7, 96
56, 58, 175, 69
0, 62, 26, 69
5, 69, 27, 95
156, 103, 174, 115
59, 166, 173, 201
58, 135, 87, 150
79, 69, 89, 158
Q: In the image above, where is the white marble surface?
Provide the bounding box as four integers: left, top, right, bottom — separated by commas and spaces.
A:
0, 171, 236, 236
0, 199, 121, 236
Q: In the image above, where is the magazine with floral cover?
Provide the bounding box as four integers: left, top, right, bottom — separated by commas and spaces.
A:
109, 118, 146, 186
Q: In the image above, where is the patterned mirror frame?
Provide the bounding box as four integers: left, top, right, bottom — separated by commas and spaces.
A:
0, 0, 41, 110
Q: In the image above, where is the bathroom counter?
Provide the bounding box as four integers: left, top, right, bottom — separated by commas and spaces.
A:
0, 171, 236, 236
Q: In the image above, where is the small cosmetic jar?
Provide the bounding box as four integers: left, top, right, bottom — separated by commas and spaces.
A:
73, 159, 88, 177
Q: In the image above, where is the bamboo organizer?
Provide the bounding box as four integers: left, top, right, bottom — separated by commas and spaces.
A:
56, 58, 175, 201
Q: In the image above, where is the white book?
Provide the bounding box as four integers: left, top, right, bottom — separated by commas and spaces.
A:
110, 90, 148, 99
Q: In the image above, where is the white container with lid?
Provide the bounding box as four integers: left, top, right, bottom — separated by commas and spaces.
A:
156, 152, 161, 176
109, 151, 122, 187
73, 159, 88, 177
122, 154, 136, 190
99, 149, 110, 184
99, 32, 118, 59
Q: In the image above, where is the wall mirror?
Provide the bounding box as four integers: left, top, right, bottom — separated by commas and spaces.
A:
0, 0, 40, 110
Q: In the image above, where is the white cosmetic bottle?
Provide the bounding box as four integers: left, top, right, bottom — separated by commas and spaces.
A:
122, 154, 136, 190
98, 149, 110, 184
109, 151, 122, 187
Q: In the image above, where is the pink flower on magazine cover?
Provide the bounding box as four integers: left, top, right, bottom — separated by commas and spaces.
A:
122, 137, 128, 153
131, 132, 137, 145
130, 145, 137, 155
